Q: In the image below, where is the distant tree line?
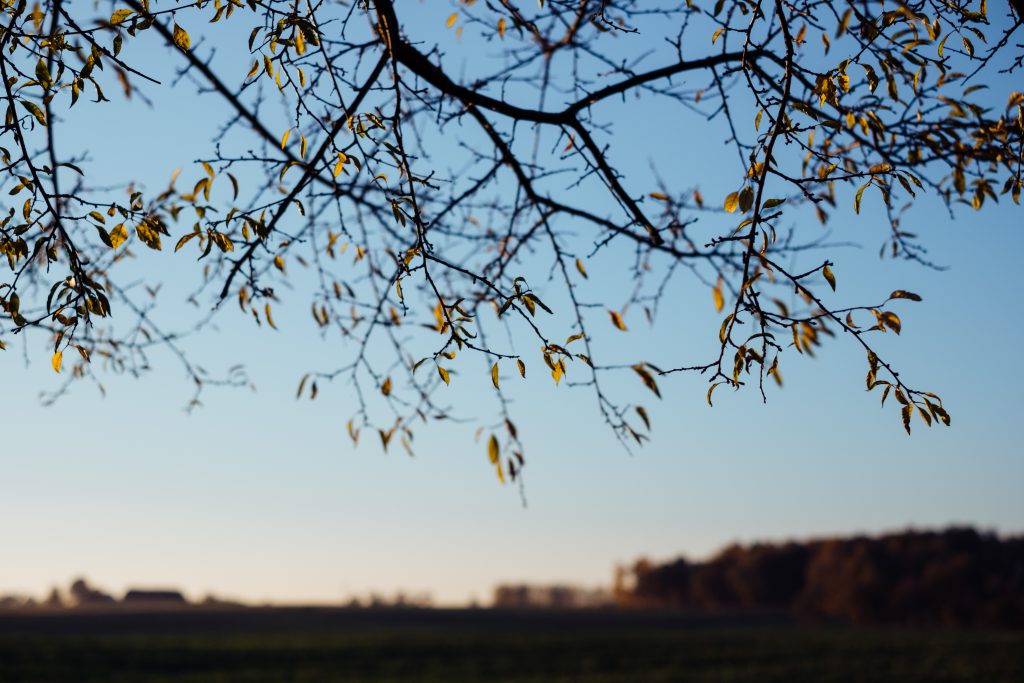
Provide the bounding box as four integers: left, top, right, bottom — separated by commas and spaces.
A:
492, 584, 614, 609
614, 528, 1024, 627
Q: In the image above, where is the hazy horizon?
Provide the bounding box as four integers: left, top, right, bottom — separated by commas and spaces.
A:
3, 4, 1022, 609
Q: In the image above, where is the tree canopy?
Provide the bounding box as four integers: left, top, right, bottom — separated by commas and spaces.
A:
2, 0, 1021, 481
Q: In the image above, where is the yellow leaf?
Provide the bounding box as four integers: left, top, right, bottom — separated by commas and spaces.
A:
381, 377, 392, 396
273, 255, 285, 272
438, 365, 450, 385
497, 17, 506, 38
446, 12, 458, 28
487, 434, 499, 463
35, 59, 52, 89
109, 224, 128, 249
649, 192, 670, 201
635, 406, 650, 429
632, 364, 662, 398
51, 350, 63, 373
724, 191, 739, 213
551, 361, 563, 385
822, 263, 836, 291
962, 36, 974, 58
172, 23, 191, 51
491, 362, 500, 390
706, 382, 720, 406
575, 258, 588, 279
265, 303, 277, 329
110, 8, 133, 25
280, 128, 291, 149
21, 100, 46, 126
609, 310, 627, 331
712, 283, 724, 312
881, 311, 901, 334
517, 359, 526, 378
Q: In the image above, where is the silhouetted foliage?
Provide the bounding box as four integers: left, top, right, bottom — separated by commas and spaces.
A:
616, 528, 1024, 627
1, 1, 1021, 479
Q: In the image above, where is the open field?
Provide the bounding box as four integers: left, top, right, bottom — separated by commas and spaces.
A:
0, 608, 1021, 682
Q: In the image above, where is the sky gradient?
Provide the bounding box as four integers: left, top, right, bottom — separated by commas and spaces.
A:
2, 2, 1022, 606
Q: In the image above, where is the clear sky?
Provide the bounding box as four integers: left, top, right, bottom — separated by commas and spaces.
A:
1, 2, 1022, 606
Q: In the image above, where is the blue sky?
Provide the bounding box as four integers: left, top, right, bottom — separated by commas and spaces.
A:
1, 2, 1022, 605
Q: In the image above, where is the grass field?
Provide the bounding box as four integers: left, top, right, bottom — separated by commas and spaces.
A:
0, 608, 1021, 682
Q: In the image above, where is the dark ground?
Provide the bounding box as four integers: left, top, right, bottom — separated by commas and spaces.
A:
0, 608, 1021, 682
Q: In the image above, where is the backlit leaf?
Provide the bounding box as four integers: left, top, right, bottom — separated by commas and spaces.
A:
823, 264, 836, 291
110, 8, 133, 25
109, 224, 128, 249
632, 364, 662, 398
609, 310, 627, 331
173, 23, 191, 51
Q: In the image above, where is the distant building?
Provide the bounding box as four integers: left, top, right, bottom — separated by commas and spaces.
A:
122, 589, 187, 606
69, 578, 115, 606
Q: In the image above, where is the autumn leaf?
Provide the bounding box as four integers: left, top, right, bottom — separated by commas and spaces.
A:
632, 364, 662, 398
110, 8, 133, 25
823, 263, 836, 291
609, 310, 628, 331
51, 350, 63, 373
635, 406, 650, 429
173, 24, 191, 51
109, 224, 128, 249
21, 100, 46, 126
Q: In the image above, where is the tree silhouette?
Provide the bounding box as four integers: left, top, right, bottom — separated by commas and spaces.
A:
1, 1, 1021, 480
